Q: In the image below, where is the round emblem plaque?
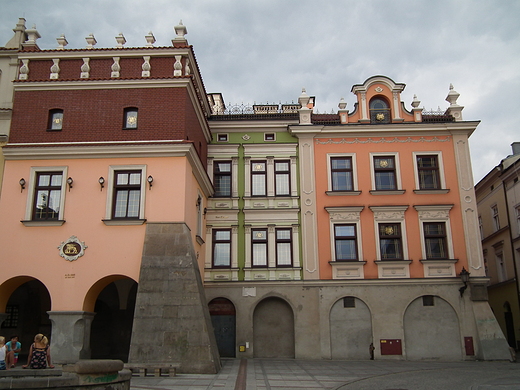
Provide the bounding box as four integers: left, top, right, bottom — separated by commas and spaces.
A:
58, 236, 87, 261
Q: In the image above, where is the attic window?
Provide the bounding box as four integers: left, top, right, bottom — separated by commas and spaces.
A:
123, 108, 138, 129
48, 109, 63, 131
217, 134, 228, 142
343, 297, 356, 308
369, 98, 390, 124
264, 133, 276, 141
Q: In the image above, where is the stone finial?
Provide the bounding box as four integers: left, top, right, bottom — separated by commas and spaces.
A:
445, 84, 464, 121
145, 31, 156, 47
115, 33, 126, 48
298, 88, 312, 125
23, 24, 41, 46
85, 34, 97, 49
172, 20, 188, 45
298, 88, 310, 108
411, 94, 421, 108
338, 97, 347, 110
56, 34, 68, 50
445, 84, 460, 106
174, 20, 187, 38
338, 97, 349, 124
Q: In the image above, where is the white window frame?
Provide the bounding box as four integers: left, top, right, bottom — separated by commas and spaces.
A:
491, 204, 500, 232
370, 206, 409, 261
326, 153, 359, 193
414, 205, 455, 260
369, 152, 403, 193
412, 151, 447, 192
23, 166, 68, 226
103, 164, 147, 225
325, 207, 364, 262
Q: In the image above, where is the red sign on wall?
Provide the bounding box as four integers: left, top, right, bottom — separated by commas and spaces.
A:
380, 339, 402, 355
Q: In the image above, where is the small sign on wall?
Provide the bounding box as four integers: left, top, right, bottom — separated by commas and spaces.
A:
380, 339, 402, 355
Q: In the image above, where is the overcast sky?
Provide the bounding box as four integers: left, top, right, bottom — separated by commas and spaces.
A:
1, 0, 519, 184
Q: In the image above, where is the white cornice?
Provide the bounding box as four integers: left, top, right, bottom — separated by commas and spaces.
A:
4, 142, 213, 196
14, 78, 192, 91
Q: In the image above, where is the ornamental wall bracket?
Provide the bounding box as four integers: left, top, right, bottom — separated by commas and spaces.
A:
58, 236, 87, 261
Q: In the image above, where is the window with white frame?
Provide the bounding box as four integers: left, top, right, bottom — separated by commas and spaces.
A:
23, 167, 68, 225
370, 205, 409, 261
423, 222, 448, 259
491, 205, 500, 232
251, 161, 267, 196
212, 229, 231, 268
275, 228, 292, 266
103, 165, 147, 224
496, 252, 506, 282
334, 224, 358, 261
415, 154, 443, 190
370, 153, 402, 193
274, 160, 290, 196
326, 206, 364, 264
479, 216, 483, 240
33, 172, 63, 220
252, 228, 268, 267
414, 204, 454, 261
330, 156, 354, 191
213, 161, 232, 197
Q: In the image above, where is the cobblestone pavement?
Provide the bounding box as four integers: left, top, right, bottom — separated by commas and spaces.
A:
129, 358, 520, 390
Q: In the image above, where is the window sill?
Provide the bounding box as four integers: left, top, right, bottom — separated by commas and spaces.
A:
413, 189, 450, 194
370, 190, 405, 195
21, 220, 65, 227
375, 260, 412, 263
46, 128, 62, 132
326, 191, 361, 196
329, 260, 367, 264
102, 219, 146, 226
420, 258, 458, 263
122, 128, 138, 130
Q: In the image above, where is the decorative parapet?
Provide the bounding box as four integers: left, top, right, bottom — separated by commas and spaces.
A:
80, 58, 90, 78
50, 59, 60, 79
18, 59, 29, 80
115, 33, 126, 48
85, 33, 97, 49
111, 57, 121, 78
445, 84, 464, 121
56, 34, 68, 50
145, 31, 156, 47
142, 56, 151, 77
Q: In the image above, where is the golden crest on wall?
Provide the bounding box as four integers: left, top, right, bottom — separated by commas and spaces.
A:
58, 236, 87, 261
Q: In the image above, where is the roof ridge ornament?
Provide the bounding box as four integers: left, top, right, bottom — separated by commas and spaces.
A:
173, 20, 188, 46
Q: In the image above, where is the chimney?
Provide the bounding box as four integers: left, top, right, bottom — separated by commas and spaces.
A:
512, 142, 520, 156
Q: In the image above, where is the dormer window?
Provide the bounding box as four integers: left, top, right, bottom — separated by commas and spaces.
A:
369, 98, 390, 124
124, 108, 138, 129
48, 109, 63, 131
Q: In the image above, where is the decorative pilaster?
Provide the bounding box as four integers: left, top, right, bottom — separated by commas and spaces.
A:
142, 56, 151, 77
48, 311, 95, 364
173, 55, 182, 76
50, 59, 60, 79
111, 57, 121, 78
18, 59, 29, 80
80, 58, 90, 78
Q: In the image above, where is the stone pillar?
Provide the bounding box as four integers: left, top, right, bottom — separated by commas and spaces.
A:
128, 222, 220, 374
47, 311, 95, 364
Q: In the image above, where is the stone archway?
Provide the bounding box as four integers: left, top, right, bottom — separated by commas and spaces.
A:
253, 297, 294, 358
330, 296, 373, 359
209, 298, 236, 357
88, 277, 137, 362
404, 295, 462, 360
0, 277, 52, 360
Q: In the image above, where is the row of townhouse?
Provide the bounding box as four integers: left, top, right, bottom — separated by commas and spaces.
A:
476, 142, 520, 351
0, 19, 511, 373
